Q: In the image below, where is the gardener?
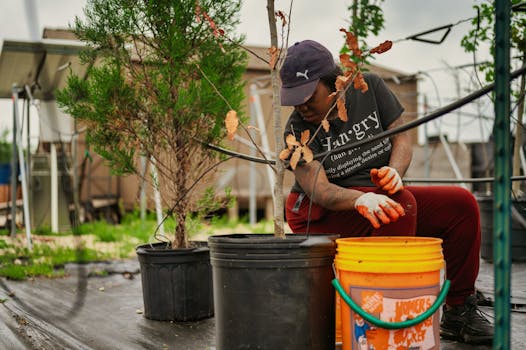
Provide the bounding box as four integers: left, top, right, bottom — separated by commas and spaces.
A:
280, 40, 493, 345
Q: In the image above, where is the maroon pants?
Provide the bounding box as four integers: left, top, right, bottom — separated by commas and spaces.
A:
285, 186, 481, 306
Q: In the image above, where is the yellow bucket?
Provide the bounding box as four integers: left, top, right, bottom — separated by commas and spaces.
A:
334, 236, 445, 350
335, 293, 342, 348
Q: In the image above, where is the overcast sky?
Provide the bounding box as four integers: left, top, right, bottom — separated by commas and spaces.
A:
0, 0, 485, 73
0, 0, 494, 143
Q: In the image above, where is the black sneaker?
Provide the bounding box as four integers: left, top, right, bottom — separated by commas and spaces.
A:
440, 294, 493, 344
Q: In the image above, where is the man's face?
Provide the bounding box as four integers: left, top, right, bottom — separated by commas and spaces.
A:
294, 82, 335, 124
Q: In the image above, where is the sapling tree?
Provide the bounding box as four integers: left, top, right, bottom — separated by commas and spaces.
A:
224, 2, 391, 235
57, 0, 247, 248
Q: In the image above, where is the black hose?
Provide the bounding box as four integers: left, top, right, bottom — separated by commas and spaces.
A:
205, 64, 526, 167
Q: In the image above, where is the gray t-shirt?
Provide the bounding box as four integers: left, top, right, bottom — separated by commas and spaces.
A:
284, 73, 404, 193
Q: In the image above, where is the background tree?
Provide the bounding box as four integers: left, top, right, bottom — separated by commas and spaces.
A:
461, 0, 526, 194
57, 0, 247, 248
342, 0, 385, 59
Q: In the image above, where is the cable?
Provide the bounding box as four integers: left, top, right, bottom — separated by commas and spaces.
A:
313, 65, 526, 162
390, 2, 524, 46
393, 17, 473, 45
405, 175, 526, 184
204, 64, 526, 167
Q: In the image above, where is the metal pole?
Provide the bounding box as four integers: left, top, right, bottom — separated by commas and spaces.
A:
24, 86, 32, 196
251, 84, 276, 200
50, 143, 59, 233
248, 88, 257, 225
140, 155, 147, 222
12, 85, 32, 250
493, 0, 511, 348
423, 95, 430, 178
72, 128, 80, 229
10, 89, 19, 237
437, 133, 468, 189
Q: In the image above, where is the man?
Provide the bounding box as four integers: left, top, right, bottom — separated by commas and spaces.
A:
280, 40, 493, 344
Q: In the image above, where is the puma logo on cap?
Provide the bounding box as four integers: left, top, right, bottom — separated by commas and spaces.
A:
296, 70, 309, 80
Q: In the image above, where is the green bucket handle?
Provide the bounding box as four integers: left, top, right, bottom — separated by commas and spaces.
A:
332, 277, 450, 330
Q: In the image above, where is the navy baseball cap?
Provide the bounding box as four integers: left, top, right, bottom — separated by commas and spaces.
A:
280, 40, 336, 106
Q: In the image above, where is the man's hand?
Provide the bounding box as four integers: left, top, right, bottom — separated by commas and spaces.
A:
370, 166, 403, 194
354, 192, 405, 229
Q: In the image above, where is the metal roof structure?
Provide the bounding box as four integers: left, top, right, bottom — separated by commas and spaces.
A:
0, 39, 88, 100
0, 38, 90, 242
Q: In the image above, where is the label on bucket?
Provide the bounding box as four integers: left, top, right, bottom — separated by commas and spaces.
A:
347, 285, 440, 350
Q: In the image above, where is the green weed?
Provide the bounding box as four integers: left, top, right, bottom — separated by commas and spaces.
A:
0, 213, 280, 280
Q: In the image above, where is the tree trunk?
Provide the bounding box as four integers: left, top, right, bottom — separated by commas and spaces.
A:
173, 140, 190, 248
266, 0, 285, 238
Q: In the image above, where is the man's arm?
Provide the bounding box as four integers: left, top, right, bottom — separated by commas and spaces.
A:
386, 115, 412, 177
293, 160, 364, 211
293, 159, 406, 228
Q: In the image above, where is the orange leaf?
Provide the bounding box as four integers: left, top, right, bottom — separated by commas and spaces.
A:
359, 82, 369, 93
370, 40, 393, 54
321, 119, 330, 132
225, 110, 239, 141
275, 10, 287, 26
302, 146, 313, 163
335, 75, 351, 91
300, 129, 310, 145
327, 92, 337, 106
339, 54, 357, 71
285, 134, 300, 149
340, 28, 362, 57
290, 147, 302, 170
337, 97, 348, 122
354, 72, 369, 93
279, 148, 292, 160
339, 53, 350, 65
268, 46, 279, 70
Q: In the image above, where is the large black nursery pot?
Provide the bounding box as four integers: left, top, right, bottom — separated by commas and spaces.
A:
136, 241, 213, 321
208, 233, 337, 350
477, 194, 526, 262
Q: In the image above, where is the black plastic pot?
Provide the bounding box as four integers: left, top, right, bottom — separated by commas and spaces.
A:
209, 234, 337, 350
477, 195, 526, 262
136, 242, 213, 321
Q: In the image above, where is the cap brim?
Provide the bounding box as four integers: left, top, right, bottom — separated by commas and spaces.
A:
280, 79, 319, 106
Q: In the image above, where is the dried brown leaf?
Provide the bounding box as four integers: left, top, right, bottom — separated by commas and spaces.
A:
300, 129, 310, 145
340, 28, 362, 57
321, 119, 330, 132
285, 134, 300, 149
290, 147, 302, 170
339, 54, 357, 71
279, 148, 292, 160
225, 110, 239, 141
269, 46, 279, 70
337, 97, 348, 122
354, 72, 369, 93
302, 146, 313, 163
370, 40, 393, 54
275, 10, 287, 26
326, 92, 337, 106
335, 75, 351, 91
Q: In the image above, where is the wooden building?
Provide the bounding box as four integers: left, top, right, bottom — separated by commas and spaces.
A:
39, 29, 420, 222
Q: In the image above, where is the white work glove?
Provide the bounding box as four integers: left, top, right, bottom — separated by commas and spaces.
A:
354, 192, 405, 229
370, 166, 403, 195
